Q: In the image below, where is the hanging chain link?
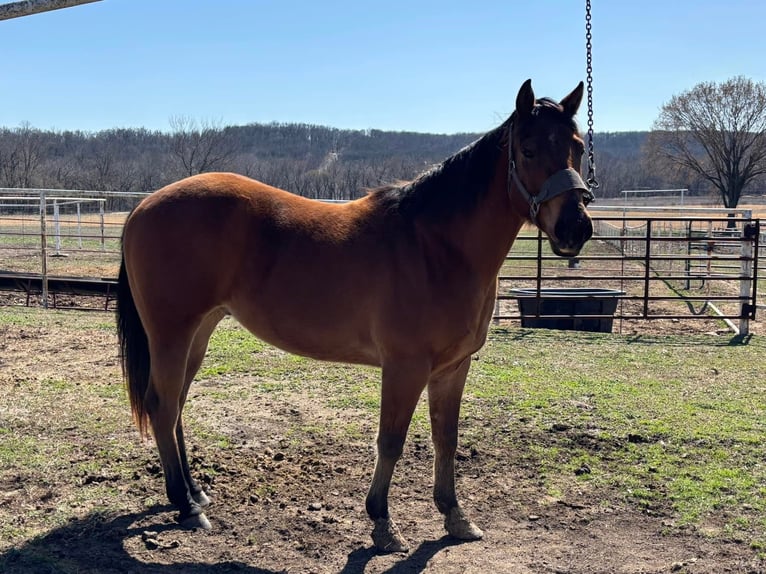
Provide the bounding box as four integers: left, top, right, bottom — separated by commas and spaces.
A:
585, 0, 599, 192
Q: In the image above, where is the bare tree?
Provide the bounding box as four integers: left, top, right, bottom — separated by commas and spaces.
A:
648, 76, 766, 211
168, 116, 239, 178
18, 122, 45, 188
0, 129, 22, 187
0, 122, 44, 187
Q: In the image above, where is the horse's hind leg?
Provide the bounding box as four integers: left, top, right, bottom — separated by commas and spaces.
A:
176, 309, 226, 508
176, 419, 208, 506
366, 358, 430, 553
427, 357, 483, 541
146, 324, 211, 530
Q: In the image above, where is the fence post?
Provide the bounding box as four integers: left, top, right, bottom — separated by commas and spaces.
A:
53, 199, 62, 256
642, 220, 652, 318
39, 190, 48, 309
100, 201, 105, 250
739, 210, 754, 336
77, 202, 82, 249
685, 220, 692, 290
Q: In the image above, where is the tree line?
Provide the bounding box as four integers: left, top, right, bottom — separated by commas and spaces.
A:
0, 115, 763, 209
0, 120, 477, 203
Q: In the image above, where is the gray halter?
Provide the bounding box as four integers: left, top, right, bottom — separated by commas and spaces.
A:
508, 125, 595, 222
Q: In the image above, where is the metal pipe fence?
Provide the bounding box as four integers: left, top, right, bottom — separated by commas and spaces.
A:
496, 208, 760, 335
0, 191, 761, 332
0, 189, 148, 309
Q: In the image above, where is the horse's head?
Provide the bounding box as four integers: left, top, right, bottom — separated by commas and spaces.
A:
509, 79, 593, 257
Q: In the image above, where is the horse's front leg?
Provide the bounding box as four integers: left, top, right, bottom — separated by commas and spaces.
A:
428, 356, 484, 541
366, 358, 431, 553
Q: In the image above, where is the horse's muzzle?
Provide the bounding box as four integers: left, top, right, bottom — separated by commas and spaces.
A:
551, 193, 593, 257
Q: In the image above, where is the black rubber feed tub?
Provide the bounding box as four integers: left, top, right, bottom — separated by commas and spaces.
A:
511, 288, 625, 333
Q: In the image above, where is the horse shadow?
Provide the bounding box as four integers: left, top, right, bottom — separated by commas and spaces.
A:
0, 507, 280, 574
0, 507, 465, 574
339, 537, 463, 574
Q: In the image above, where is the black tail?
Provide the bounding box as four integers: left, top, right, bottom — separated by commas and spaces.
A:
116, 254, 151, 437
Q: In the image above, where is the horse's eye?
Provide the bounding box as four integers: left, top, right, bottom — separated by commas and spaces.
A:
521, 149, 535, 160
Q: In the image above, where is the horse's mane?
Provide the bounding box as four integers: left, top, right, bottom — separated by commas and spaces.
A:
368, 117, 510, 222
368, 98, 579, 222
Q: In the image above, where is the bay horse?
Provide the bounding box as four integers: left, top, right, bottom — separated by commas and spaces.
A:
116, 79, 593, 553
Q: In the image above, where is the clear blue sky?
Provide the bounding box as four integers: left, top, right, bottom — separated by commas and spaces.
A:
2, 0, 765, 135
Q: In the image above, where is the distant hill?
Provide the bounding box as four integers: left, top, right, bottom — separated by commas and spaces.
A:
225, 124, 649, 165
226, 123, 479, 163
3, 122, 760, 202
594, 131, 647, 157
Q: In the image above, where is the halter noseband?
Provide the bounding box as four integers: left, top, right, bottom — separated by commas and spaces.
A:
508, 122, 595, 223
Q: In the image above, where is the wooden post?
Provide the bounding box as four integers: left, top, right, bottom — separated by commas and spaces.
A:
0, 0, 102, 21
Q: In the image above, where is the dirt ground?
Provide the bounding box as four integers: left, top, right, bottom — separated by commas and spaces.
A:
0, 304, 764, 574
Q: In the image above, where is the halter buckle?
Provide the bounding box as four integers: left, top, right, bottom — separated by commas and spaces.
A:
529, 200, 540, 220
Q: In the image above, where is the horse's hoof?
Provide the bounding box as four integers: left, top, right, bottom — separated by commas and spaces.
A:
371, 517, 409, 553
444, 507, 484, 541
180, 511, 212, 531
193, 490, 211, 507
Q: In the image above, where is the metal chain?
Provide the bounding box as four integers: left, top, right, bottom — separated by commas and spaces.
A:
585, 0, 599, 192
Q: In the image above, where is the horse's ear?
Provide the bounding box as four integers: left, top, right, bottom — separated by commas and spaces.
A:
560, 82, 584, 117
516, 79, 535, 118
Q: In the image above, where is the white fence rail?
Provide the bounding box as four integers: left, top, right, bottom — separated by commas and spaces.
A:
0, 188, 148, 308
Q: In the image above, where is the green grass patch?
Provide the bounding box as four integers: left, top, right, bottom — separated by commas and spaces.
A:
198, 319, 268, 378
0, 434, 48, 468
467, 328, 766, 546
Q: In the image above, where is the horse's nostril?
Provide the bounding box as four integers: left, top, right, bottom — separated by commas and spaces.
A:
555, 215, 593, 248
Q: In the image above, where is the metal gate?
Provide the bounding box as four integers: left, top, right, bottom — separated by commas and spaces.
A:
495, 209, 759, 335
